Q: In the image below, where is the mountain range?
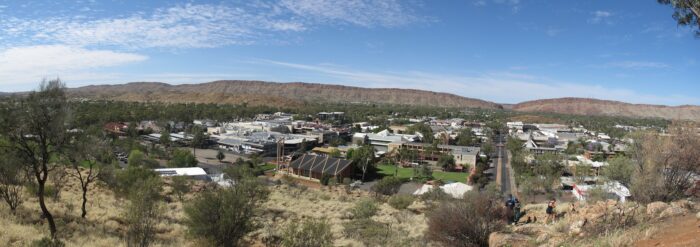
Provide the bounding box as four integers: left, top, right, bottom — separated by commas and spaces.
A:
39, 80, 700, 121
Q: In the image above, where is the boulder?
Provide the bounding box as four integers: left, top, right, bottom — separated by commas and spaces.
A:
696, 211, 700, 220
488, 232, 532, 247
569, 220, 586, 236
659, 206, 688, 218
513, 224, 551, 237
646, 201, 669, 216
670, 200, 693, 210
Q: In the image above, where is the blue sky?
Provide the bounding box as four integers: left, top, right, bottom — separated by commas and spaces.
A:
0, 0, 698, 105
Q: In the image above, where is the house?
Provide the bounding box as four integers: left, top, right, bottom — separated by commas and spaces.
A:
317, 112, 345, 121
288, 154, 354, 182
104, 122, 128, 136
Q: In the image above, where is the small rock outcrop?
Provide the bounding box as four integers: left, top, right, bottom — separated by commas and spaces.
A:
488, 232, 531, 247
646, 201, 670, 216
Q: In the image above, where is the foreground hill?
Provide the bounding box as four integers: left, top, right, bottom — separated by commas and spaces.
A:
512, 98, 700, 121
68, 80, 503, 109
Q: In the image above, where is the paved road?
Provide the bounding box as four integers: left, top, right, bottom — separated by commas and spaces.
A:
495, 134, 514, 198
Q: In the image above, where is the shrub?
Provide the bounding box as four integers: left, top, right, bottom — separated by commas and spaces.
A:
371, 176, 403, 196
169, 149, 197, 168
419, 187, 449, 202
124, 177, 164, 247
281, 218, 333, 247
115, 166, 158, 196
388, 195, 414, 210
184, 177, 269, 247
171, 176, 191, 201
426, 191, 508, 247
32, 237, 65, 247
320, 175, 331, 186
343, 219, 391, 246
343, 219, 414, 247
351, 199, 378, 219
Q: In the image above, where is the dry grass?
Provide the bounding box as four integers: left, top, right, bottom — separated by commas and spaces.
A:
1, 172, 430, 247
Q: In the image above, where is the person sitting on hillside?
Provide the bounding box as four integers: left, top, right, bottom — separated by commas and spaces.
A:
545, 199, 557, 224
513, 198, 522, 225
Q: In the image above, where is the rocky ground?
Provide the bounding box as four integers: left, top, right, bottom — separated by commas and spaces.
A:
489, 199, 700, 247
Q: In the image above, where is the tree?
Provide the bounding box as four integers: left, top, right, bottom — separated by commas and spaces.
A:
281, 218, 333, 247
184, 176, 269, 246
437, 154, 456, 172
159, 131, 171, 149
171, 176, 190, 201
406, 123, 434, 143
371, 176, 403, 196
351, 145, 375, 181
627, 123, 700, 203
67, 134, 109, 218
125, 177, 164, 247
169, 149, 197, 167
426, 191, 508, 247
0, 147, 24, 213
481, 139, 495, 158
456, 128, 476, 146
128, 150, 146, 168
658, 0, 700, 36
216, 149, 226, 163
602, 156, 634, 187
190, 126, 205, 157
0, 79, 69, 238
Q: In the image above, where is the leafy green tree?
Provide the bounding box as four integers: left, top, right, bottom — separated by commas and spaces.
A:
406, 123, 434, 143
184, 177, 269, 247
128, 150, 146, 168
455, 128, 476, 146
602, 156, 634, 187
0, 79, 68, 238
658, 0, 700, 36
437, 154, 456, 172
159, 131, 171, 149
190, 126, 205, 157
351, 145, 376, 181
115, 167, 159, 196
216, 149, 226, 163
169, 149, 197, 167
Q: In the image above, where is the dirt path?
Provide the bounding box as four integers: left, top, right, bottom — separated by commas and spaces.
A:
635, 215, 700, 247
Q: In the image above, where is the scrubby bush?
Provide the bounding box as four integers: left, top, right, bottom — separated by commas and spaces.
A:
115, 166, 158, 196
281, 218, 333, 247
125, 177, 164, 247
419, 187, 449, 202
168, 149, 197, 168
388, 194, 414, 210
371, 176, 403, 196
426, 191, 508, 247
184, 177, 269, 247
171, 176, 191, 201
351, 199, 378, 219
343, 219, 391, 246
32, 237, 65, 247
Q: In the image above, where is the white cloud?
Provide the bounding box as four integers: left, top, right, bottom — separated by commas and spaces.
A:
589, 10, 613, 24
0, 45, 147, 86
260, 60, 697, 105
279, 0, 420, 27
604, 61, 669, 69
0, 1, 423, 49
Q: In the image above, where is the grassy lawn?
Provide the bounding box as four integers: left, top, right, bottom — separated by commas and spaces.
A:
377, 164, 468, 183
259, 163, 277, 171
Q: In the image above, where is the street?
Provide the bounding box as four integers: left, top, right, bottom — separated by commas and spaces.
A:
495, 133, 514, 198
